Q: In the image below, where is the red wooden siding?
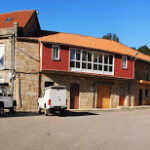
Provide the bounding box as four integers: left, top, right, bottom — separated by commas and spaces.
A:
41, 44, 134, 79
42, 44, 69, 71
114, 55, 134, 79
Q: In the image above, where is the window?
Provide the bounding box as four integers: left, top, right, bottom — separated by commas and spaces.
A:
122, 56, 127, 69
0, 44, 4, 69
145, 89, 148, 97
52, 46, 60, 60
44, 81, 54, 87
70, 48, 114, 75
5, 18, 12, 22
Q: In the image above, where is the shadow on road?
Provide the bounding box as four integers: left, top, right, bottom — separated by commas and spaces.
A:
0, 111, 40, 118
63, 110, 99, 117
0, 110, 99, 118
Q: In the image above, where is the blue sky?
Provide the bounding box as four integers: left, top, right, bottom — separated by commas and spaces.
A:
0, 0, 150, 49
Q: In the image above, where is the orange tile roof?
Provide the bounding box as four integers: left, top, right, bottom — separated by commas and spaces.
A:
19, 31, 150, 63
0, 10, 35, 28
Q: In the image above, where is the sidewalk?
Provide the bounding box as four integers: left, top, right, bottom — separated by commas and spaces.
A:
17, 105, 150, 113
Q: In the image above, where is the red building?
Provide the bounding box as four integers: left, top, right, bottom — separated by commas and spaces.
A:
27, 31, 150, 109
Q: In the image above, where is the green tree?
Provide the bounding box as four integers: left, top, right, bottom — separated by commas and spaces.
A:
102, 33, 119, 42
138, 45, 150, 56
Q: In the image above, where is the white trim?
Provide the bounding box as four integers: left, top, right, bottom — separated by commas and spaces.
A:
52, 45, 60, 61
122, 56, 128, 69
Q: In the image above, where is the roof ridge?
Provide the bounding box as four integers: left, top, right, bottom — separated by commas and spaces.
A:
0, 10, 35, 16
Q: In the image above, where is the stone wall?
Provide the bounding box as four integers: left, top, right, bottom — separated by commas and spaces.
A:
15, 40, 39, 109
41, 72, 130, 109
135, 84, 150, 105
15, 40, 39, 72
15, 74, 38, 109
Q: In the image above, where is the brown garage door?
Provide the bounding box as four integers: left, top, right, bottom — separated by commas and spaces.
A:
70, 84, 79, 109
97, 86, 111, 108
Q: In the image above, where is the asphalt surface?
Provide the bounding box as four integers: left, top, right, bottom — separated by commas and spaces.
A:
1, 109, 150, 150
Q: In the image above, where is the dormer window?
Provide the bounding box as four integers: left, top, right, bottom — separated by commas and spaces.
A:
122, 56, 127, 69
52, 45, 60, 60
5, 18, 12, 22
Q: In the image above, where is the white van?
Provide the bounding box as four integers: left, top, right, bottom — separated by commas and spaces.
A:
38, 86, 67, 116
0, 88, 17, 115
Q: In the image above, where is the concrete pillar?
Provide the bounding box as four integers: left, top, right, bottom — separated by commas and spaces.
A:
15, 75, 22, 108
129, 80, 136, 106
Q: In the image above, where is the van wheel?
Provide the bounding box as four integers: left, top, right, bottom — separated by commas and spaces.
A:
38, 105, 41, 114
59, 110, 65, 116
10, 104, 16, 113
0, 106, 4, 116
44, 107, 49, 116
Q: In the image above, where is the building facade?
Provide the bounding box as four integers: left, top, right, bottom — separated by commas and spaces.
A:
0, 10, 150, 110
0, 10, 40, 109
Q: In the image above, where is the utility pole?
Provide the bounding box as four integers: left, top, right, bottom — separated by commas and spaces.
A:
11, 34, 15, 97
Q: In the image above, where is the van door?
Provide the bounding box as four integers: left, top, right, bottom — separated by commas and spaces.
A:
50, 87, 66, 106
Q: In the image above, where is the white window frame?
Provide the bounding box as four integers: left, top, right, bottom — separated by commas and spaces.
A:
122, 56, 128, 69
52, 45, 60, 61
0, 43, 5, 70
69, 48, 114, 76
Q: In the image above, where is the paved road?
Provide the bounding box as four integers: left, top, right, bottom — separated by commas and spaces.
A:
1, 109, 150, 150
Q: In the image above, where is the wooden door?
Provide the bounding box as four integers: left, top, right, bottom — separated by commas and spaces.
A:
97, 86, 111, 108
119, 96, 125, 106
119, 88, 125, 106
70, 84, 79, 109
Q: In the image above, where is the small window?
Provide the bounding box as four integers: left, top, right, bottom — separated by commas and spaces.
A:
145, 89, 148, 97
88, 51, 92, 62
98, 53, 103, 63
45, 81, 54, 87
82, 51, 87, 61
52, 46, 60, 60
94, 53, 98, 62
122, 56, 127, 69
0, 44, 4, 69
70, 49, 75, 60
76, 50, 80, 60
104, 55, 108, 64
5, 18, 12, 22
109, 55, 113, 64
